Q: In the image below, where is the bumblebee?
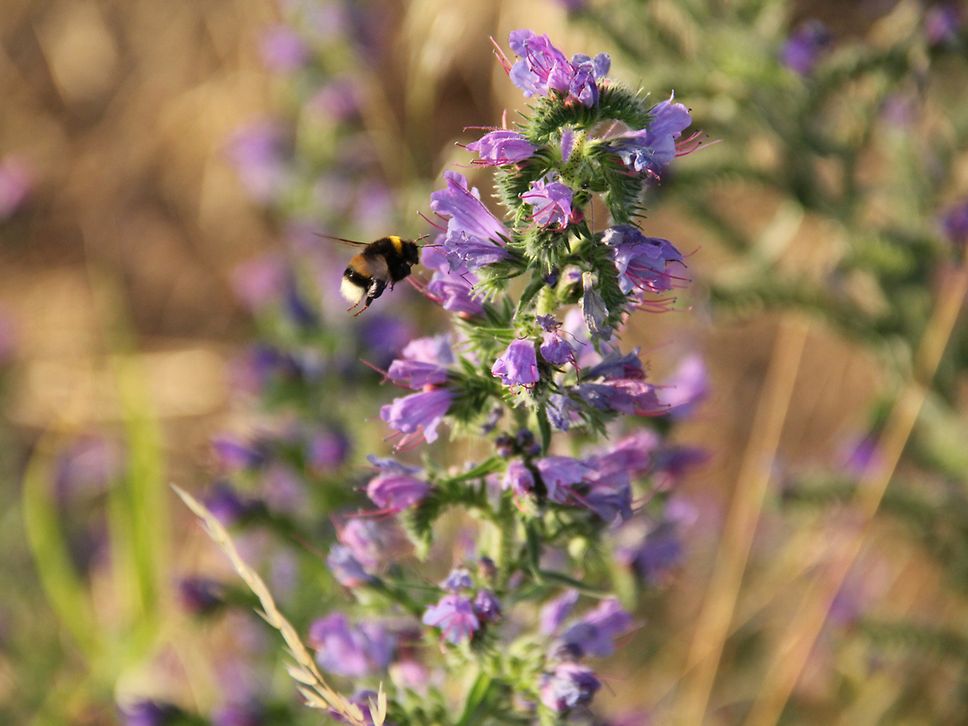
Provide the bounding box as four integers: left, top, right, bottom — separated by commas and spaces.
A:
323, 234, 422, 314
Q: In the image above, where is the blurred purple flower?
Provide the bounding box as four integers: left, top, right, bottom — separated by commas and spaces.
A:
925, 3, 963, 45
226, 121, 289, 202
503, 460, 536, 498
204, 482, 259, 526
539, 663, 601, 713
121, 701, 185, 726
309, 78, 360, 121
327, 545, 375, 588
309, 614, 394, 677
339, 518, 406, 571
359, 313, 415, 368
366, 470, 431, 512
492, 339, 539, 386
540, 589, 579, 635
212, 700, 265, 726
578, 379, 665, 416
260, 25, 309, 73
521, 175, 573, 229
177, 577, 225, 616
536, 456, 589, 502
422, 593, 480, 643
212, 435, 266, 472
839, 434, 883, 478
781, 21, 832, 76
558, 598, 632, 658
0, 156, 31, 219
467, 130, 537, 166
473, 589, 502, 623
940, 199, 968, 248
308, 426, 351, 470
547, 392, 582, 431
387, 334, 454, 389
582, 349, 646, 382
657, 354, 708, 419
441, 568, 474, 591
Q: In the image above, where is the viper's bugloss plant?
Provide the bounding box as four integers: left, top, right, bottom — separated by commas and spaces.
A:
183, 28, 705, 725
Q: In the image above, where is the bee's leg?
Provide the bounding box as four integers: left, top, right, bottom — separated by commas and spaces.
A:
353, 279, 386, 317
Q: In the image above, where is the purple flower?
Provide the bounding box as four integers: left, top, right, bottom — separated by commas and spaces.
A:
473, 589, 502, 623
422, 593, 480, 643
536, 456, 589, 502
308, 427, 351, 470
441, 567, 474, 591
402, 334, 455, 365
537, 317, 573, 366
309, 614, 394, 677
610, 94, 694, 177
338, 518, 406, 571
212, 435, 266, 472
503, 460, 536, 497
260, 25, 309, 73
423, 245, 485, 316
388, 335, 454, 389
540, 589, 579, 635
781, 21, 832, 76
585, 431, 659, 476
657, 354, 708, 419
578, 379, 665, 416
602, 225, 687, 296
309, 78, 360, 121
467, 130, 537, 166
177, 577, 225, 615
547, 393, 582, 431
492, 339, 540, 386
121, 701, 185, 726
380, 389, 453, 446
366, 470, 432, 512
204, 483, 261, 526
941, 199, 968, 249
580, 272, 611, 339
431, 171, 509, 270
558, 598, 633, 657
0, 155, 31, 219
839, 434, 882, 479
539, 663, 601, 713
226, 121, 289, 202
582, 475, 633, 524
582, 349, 646, 381
925, 4, 962, 45
387, 359, 451, 389
521, 175, 573, 229
212, 701, 265, 726
506, 30, 609, 107
327, 545, 375, 588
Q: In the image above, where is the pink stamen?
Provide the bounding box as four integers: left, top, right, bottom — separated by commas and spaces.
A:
489, 37, 512, 74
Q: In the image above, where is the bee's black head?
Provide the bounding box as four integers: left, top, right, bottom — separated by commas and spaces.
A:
403, 240, 420, 265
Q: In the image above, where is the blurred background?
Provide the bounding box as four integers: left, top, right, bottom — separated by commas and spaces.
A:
1, 0, 967, 723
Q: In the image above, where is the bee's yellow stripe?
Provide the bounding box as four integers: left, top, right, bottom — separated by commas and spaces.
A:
388, 235, 403, 253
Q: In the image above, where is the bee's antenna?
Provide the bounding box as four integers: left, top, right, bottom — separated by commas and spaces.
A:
414, 233, 431, 243
315, 232, 367, 247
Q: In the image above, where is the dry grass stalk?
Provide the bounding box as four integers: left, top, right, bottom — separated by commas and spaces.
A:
172, 485, 381, 726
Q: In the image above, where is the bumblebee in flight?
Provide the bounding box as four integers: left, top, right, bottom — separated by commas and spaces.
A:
321, 234, 423, 314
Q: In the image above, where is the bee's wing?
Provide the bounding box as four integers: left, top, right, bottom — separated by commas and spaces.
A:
315, 232, 370, 247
